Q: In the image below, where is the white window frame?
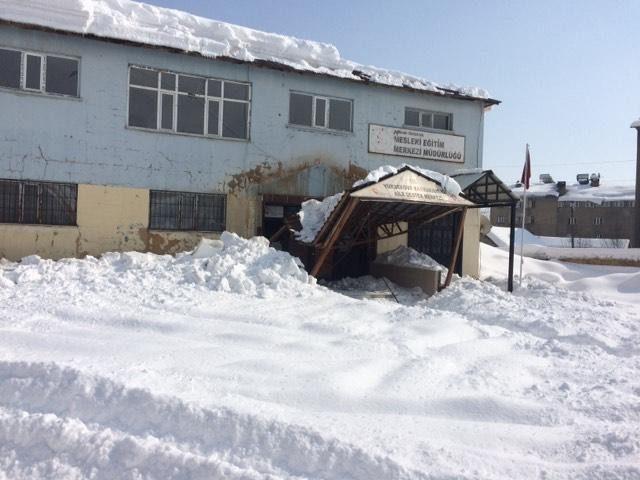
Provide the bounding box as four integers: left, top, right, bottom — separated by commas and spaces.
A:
594, 217, 603, 225
404, 107, 453, 131
569, 217, 576, 225
22, 52, 45, 92
127, 65, 251, 141
0, 46, 80, 97
289, 91, 353, 132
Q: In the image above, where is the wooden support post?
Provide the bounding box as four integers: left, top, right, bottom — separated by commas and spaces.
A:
310, 198, 359, 277
443, 208, 467, 288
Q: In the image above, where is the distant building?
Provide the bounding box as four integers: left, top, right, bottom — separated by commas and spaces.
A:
491, 174, 636, 242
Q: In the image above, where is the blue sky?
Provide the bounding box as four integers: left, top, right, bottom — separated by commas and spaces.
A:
148, 0, 639, 185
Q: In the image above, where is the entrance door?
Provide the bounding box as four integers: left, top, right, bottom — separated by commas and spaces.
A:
408, 212, 462, 274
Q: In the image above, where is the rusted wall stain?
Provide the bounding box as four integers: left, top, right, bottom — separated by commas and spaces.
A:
227, 159, 369, 197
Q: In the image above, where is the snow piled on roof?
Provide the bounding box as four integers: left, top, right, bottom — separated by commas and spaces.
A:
353, 164, 463, 196
510, 181, 635, 203
295, 192, 343, 244
557, 182, 635, 204
0, 0, 491, 100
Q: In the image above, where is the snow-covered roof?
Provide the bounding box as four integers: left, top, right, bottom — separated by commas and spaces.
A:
556, 183, 635, 204
509, 181, 635, 204
353, 164, 463, 196
0, 0, 497, 104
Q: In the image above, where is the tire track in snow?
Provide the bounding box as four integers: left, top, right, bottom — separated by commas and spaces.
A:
0, 361, 432, 480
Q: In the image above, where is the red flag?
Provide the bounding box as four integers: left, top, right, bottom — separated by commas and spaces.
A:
521, 145, 531, 189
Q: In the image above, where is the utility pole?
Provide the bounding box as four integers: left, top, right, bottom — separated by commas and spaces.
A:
631, 120, 640, 248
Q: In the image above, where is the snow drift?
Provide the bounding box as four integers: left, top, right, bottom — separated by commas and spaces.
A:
1, 232, 314, 298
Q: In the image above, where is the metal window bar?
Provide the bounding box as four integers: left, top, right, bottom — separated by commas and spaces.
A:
149, 190, 225, 231
0, 179, 76, 225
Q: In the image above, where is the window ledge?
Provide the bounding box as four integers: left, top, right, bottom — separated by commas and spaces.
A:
0, 85, 81, 101
126, 125, 249, 142
402, 124, 454, 134
0, 223, 78, 228
286, 124, 353, 136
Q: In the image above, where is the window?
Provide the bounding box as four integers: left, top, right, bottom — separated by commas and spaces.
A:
289, 92, 352, 132
128, 66, 251, 140
496, 215, 505, 224
594, 217, 603, 225
527, 216, 534, 225
569, 217, 576, 225
149, 190, 226, 231
0, 179, 77, 225
527, 199, 535, 208
0, 47, 79, 96
404, 108, 452, 131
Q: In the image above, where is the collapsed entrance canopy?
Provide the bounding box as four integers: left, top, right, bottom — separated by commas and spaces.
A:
274, 166, 474, 286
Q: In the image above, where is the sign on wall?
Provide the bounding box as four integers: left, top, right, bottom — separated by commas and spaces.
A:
352, 169, 472, 206
368, 124, 465, 163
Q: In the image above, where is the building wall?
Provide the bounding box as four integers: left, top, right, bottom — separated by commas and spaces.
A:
0, 25, 486, 198
0, 184, 219, 261
0, 25, 488, 271
556, 202, 635, 240
491, 199, 635, 241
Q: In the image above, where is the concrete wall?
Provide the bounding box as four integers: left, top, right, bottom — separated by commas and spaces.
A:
0, 24, 489, 263
0, 184, 219, 261
0, 25, 486, 198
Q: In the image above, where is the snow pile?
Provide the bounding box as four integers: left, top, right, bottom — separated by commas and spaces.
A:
2, 232, 314, 298
353, 164, 463, 196
0, 0, 491, 100
375, 245, 446, 272
295, 192, 343, 243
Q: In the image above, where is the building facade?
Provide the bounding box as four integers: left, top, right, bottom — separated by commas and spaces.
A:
491, 181, 636, 241
0, 9, 497, 277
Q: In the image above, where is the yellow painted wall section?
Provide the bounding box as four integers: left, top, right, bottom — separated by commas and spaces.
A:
462, 208, 481, 278
0, 184, 224, 261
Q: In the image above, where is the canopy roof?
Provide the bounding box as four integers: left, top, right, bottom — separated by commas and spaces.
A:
300, 166, 473, 246
451, 169, 517, 206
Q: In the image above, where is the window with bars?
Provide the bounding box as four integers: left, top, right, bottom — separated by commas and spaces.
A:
0, 47, 79, 96
149, 190, 226, 231
0, 179, 77, 225
289, 91, 353, 132
128, 66, 250, 140
404, 108, 452, 131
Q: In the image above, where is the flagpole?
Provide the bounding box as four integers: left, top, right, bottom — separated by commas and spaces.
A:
519, 144, 529, 286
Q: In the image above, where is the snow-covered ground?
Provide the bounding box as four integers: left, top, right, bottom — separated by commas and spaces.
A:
487, 227, 639, 263
1, 237, 639, 479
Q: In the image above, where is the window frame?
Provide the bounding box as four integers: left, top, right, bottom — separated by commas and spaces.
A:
0, 178, 78, 226
0, 46, 80, 98
127, 65, 251, 141
148, 189, 226, 232
404, 107, 453, 132
288, 90, 353, 133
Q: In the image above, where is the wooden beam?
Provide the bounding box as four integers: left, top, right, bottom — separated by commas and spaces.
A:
269, 224, 289, 243
310, 198, 359, 277
443, 208, 467, 288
